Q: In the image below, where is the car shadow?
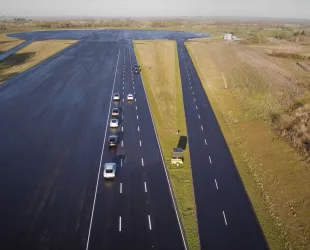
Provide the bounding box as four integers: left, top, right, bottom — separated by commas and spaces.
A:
177, 136, 187, 150
113, 154, 126, 174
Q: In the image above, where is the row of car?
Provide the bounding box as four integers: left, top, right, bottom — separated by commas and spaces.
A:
103, 64, 140, 179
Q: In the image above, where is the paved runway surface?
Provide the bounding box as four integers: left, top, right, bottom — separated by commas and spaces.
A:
0, 30, 207, 250
177, 42, 269, 250
0, 29, 269, 250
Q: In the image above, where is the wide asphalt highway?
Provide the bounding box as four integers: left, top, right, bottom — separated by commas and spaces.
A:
0, 30, 206, 250
177, 41, 269, 250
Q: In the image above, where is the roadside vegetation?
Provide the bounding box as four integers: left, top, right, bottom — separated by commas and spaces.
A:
133, 40, 199, 250
185, 34, 310, 249
0, 40, 77, 83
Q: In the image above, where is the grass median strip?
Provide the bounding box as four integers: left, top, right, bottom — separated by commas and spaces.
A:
133, 40, 199, 250
0, 33, 25, 54
0, 40, 77, 83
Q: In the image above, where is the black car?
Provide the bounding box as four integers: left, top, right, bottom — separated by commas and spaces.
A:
133, 65, 141, 74
108, 135, 118, 147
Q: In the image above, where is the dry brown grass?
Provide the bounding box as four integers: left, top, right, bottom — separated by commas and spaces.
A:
0, 33, 24, 53
186, 40, 310, 250
133, 40, 199, 250
0, 40, 77, 83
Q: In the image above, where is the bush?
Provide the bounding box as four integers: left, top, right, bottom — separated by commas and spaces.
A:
250, 32, 266, 44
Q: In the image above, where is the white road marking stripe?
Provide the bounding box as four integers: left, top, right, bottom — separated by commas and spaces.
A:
122, 98, 124, 102
148, 215, 152, 230
134, 92, 135, 95
192, 92, 194, 95
120, 183, 122, 193
198, 114, 200, 119
122, 115, 124, 119
205, 139, 207, 145
123, 77, 124, 80
123, 86, 124, 89
121, 127, 123, 132
119, 216, 122, 231
123, 81, 124, 84
133, 86, 135, 90
144, 182, 147, 192
137, 115, 139, 120
141, 158, 144, 166
136, 106, 137, 110
86, 48, 120, 250
196, 105, 198, 109
189, 81, 191, 84
139, 140, 142, 146
201, 125, 203, 130
191, 86, 192, 89
135, 98, 136, 102
209, 156, 212, 164
194, 98, 196, 101
223, 211, 227, 225
138, 126, 140, 131
121, 141, 123, 147
121, 159, 123, 167
215, 179, 218, 189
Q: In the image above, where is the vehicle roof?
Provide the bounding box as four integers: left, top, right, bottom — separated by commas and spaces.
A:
111, 119, 118, 122
112, 108, 119, 111
108, 135, 118, 138
128, 94, 133, 96
113, 93, 119, 95
104, 163, 115, 169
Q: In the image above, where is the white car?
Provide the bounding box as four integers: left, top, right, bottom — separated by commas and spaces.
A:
110, 119, 119, 128
113, 93, 120, 101
103, 163, 116, 179
127, 94, 134, 101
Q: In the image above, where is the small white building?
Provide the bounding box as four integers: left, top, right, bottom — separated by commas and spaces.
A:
224, 33, 233, 41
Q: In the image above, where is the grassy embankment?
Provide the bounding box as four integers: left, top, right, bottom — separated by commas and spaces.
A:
133, 40, 199, 250
185, 39, 310, 250
0, 40, 77, 83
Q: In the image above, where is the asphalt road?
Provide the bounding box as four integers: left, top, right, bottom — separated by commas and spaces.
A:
177, 42, 269, 250
0, 30, 201, 250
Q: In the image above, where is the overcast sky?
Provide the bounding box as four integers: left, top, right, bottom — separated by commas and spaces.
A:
1, 0, 309, 18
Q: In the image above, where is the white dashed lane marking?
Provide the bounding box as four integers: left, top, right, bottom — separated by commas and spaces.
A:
223, 211, 228, 225
214, 179, 218, 190
148, 215, 152, 230
141, 158, 144, 166
198, 114, 200, 119
119, 216, 122, 231
120, 183, 122, 193
144, 182, 147, 193
209, 156, 212, 164
121, 141, 123, 147
204, 139, 207, 145
138, 126, 140, 131
201, 125, 203, 130
139, 140, 142, 146
137, 115, 139, 120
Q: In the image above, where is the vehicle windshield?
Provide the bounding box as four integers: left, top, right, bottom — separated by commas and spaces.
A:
109, 137, 116, 142
106, 169, 114, 173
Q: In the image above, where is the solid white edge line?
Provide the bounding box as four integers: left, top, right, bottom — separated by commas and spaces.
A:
141, 158, 144, 166
86, 48, 120, 250
209, 156, 212, 164
148, 215, 152, 230
120, 183, 123, 193
223, 211, 227, 225
140, 67, 188, 250
215, 179, 218, 190
119, 216, 122, 231
144, 182, 147, 192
